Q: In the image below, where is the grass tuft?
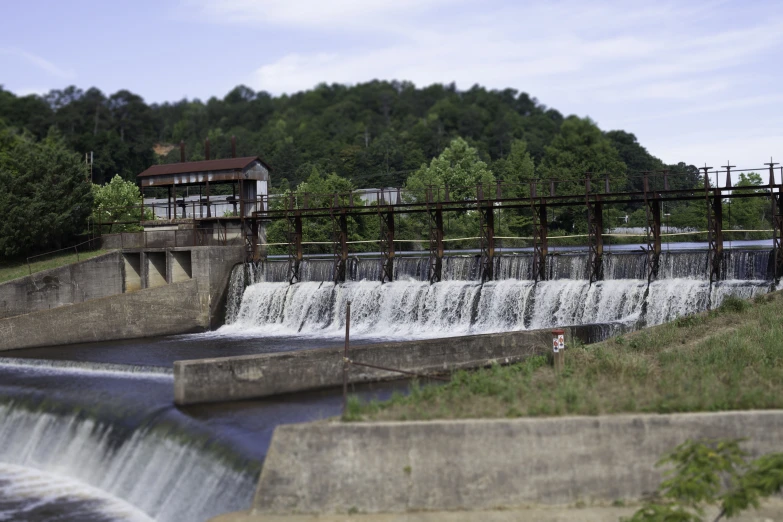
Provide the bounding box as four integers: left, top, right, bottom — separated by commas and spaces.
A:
0, 250, 110, 284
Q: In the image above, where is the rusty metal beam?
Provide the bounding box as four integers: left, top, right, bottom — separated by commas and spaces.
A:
767, 161, 782, 281
478, 187, 495, 283
379, 190, 395, 283
286, 195, 303, 283
332, 201, 349, 284
702, 166, 724, 284
642, 172, 662, 283
587, 200, 604, 284
530, 182, 548, 282
585, 174, 603, 284
427, 194, 444, 284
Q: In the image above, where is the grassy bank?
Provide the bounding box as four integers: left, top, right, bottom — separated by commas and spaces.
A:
0, 250, 110, 284
346, 291, 783, 421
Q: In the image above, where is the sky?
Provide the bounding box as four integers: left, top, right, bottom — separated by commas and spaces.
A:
1, 0, 782, 174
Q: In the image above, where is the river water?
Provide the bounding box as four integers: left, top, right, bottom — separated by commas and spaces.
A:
0, 244, 776, 521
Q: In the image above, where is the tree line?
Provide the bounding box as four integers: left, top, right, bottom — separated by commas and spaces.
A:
0, 81, 772, 259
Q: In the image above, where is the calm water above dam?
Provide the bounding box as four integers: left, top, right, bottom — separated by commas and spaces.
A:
0, 245, 777, 521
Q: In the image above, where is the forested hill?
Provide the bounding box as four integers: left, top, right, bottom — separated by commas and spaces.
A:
0, 81, 687, 190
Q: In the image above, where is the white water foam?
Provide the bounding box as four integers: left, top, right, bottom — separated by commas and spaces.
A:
221, 277, 771, 339
0, 358, 172, 381
0, 403, 257, 522
0, 462, 153, 522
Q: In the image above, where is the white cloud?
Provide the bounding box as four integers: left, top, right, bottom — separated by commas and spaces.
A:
186, 0, 454, 28
191, 0, 783, 168
0, 48, 76, 80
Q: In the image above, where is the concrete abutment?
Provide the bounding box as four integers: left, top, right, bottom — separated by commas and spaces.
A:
0, 245, 243, 350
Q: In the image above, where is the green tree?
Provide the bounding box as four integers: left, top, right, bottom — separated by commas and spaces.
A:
492, 140, 536, 237
606, 130, 665, 192
538, 117, 626, 232
91, 174, 148, 233
265, 167, 362, 255
724, 173, 770, 239
405, 137, 494, 201
626, 439, 783, 522
0, 129, 92, 257
539, 116, 627, 194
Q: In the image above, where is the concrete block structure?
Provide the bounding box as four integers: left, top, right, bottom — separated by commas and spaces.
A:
253, 411, 783, 515
0, 246, 243, 351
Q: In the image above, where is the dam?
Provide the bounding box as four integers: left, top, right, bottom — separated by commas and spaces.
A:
0, 243, 776, 521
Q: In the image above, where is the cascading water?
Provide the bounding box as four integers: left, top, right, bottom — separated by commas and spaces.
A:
224, 249, 773, 337
0, 399, 258, 522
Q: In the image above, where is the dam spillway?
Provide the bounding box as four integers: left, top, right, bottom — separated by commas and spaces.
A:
0, 245, 776, 521
224, 249, 773, 338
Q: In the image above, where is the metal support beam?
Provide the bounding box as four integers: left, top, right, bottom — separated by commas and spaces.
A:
379, 191, 395, 283
642, 172, 662, 283
702, 166, 724, 283
531, 193, 548, 282
427, 199, 444, 284
766, 161, 782, 281
585, 174, 603, 284
478, 196, 495, 283
773, 192, 783, 282
332, 206, 349, 284
286, 199, 303, 283
587, 200, 604, 283
167, 186, 173, 220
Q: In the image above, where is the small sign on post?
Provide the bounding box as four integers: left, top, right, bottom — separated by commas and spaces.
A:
551, 329, 565, 373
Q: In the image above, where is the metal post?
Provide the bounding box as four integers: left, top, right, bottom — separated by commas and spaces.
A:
532, 201, 548, 282
140, 186, 145, 226
287, 202, 303, 284
587, 200, 604, 283
379, 195, 395, 283
332, 202, 349, 283
428, 202, 444, 283
722, 162, 735, 189
478, 198, 495, 283
642, 172, 662, 283
342, 300, 351, 415
205, 180, 211, 218
701, 165, 723, 284
552, 329, 565, 373
766, 160, 782, 281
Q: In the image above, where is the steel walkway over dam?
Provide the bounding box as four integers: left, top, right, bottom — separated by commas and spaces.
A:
250, 163, 783, 286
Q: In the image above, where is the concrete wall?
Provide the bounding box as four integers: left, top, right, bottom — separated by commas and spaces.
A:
123, 253, 142, 292
190, 246, 244, 328
253, 411, 783, 515
0, 279, 208, 351
146, 252, 168, 288
0, 252, 124, 320
174, 326, 600, 405
0, 246, 242, 350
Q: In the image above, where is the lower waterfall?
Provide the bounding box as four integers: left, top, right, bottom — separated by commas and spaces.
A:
0, 400, 258, 522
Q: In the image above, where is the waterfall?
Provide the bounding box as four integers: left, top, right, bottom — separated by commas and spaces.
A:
223, 249, 773, 339
0, 401, 258, 522
0, 357, 172, 380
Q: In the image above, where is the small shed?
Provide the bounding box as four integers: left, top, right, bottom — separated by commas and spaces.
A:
137, 156, 271, 220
